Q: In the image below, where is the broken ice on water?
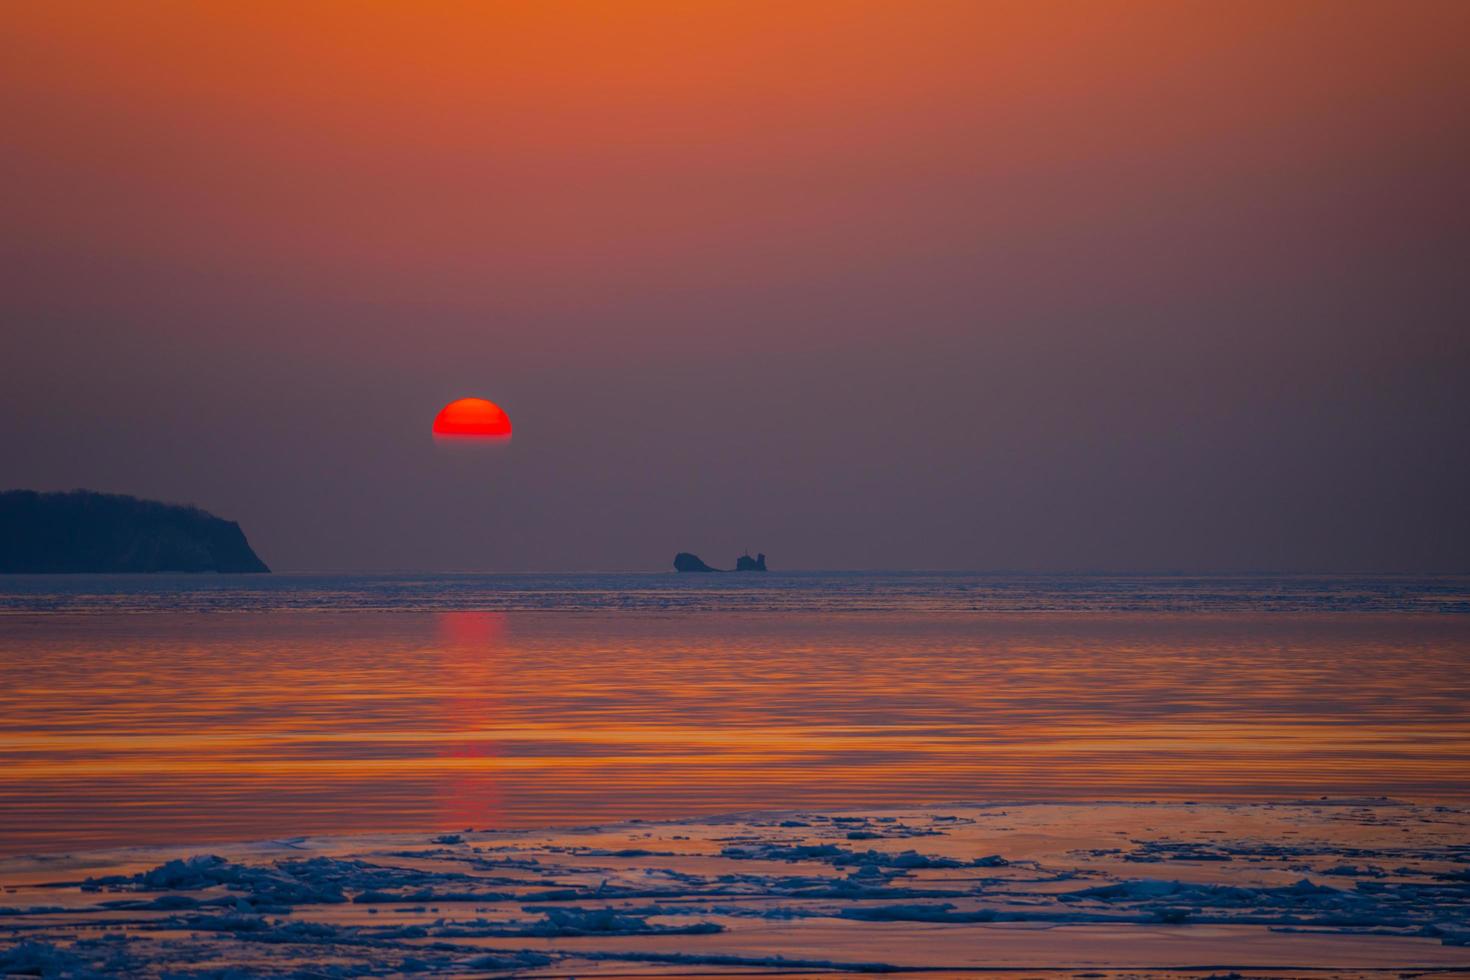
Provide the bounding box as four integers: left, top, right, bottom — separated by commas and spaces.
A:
2, 800, 1468, 976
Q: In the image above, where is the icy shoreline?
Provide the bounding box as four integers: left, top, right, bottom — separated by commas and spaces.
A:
2, 800, 1468, 977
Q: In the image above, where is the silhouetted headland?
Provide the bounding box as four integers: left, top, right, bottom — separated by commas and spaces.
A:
673, 551, 767, 572
0, 489, 270, 573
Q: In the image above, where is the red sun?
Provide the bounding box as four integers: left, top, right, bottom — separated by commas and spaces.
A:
432, 398, 513, 440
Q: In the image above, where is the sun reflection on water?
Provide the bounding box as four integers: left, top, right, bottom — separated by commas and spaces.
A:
0, 611, 1467, 853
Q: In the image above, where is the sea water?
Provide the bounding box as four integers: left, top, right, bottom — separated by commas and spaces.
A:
1, 572, 1467, 853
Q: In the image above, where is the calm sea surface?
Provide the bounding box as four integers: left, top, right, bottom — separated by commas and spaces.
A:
2, 573, 1468, 854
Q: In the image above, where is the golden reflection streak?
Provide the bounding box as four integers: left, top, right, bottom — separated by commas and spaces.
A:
1, 611, 1468, 851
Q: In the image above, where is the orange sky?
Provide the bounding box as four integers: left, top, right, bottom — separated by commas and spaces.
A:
2, 2, 1467, 571
7, 1, 1463, 314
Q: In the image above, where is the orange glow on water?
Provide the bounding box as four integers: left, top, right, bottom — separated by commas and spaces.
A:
434, 612, 506, 830
1, 611, 1468, 853
432, 397, 512, 440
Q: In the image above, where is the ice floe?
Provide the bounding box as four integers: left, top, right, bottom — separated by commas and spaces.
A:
3, 800, 1468, 976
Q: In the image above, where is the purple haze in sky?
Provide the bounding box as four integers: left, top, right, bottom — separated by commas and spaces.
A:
2, 2, 1467, 571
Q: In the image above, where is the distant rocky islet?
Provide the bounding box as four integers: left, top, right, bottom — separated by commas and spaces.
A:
674, 551, 767, 572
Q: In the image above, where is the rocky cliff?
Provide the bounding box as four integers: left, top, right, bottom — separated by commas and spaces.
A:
673, 552, 717, 573
0, 489, 270, 573
674, 551, 768, 572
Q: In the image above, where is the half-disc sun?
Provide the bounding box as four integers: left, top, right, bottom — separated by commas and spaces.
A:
432, 398, 512, 441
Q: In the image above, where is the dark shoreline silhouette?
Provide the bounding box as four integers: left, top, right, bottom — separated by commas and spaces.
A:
673, 551, 767, 573
0, 489, 270, 573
